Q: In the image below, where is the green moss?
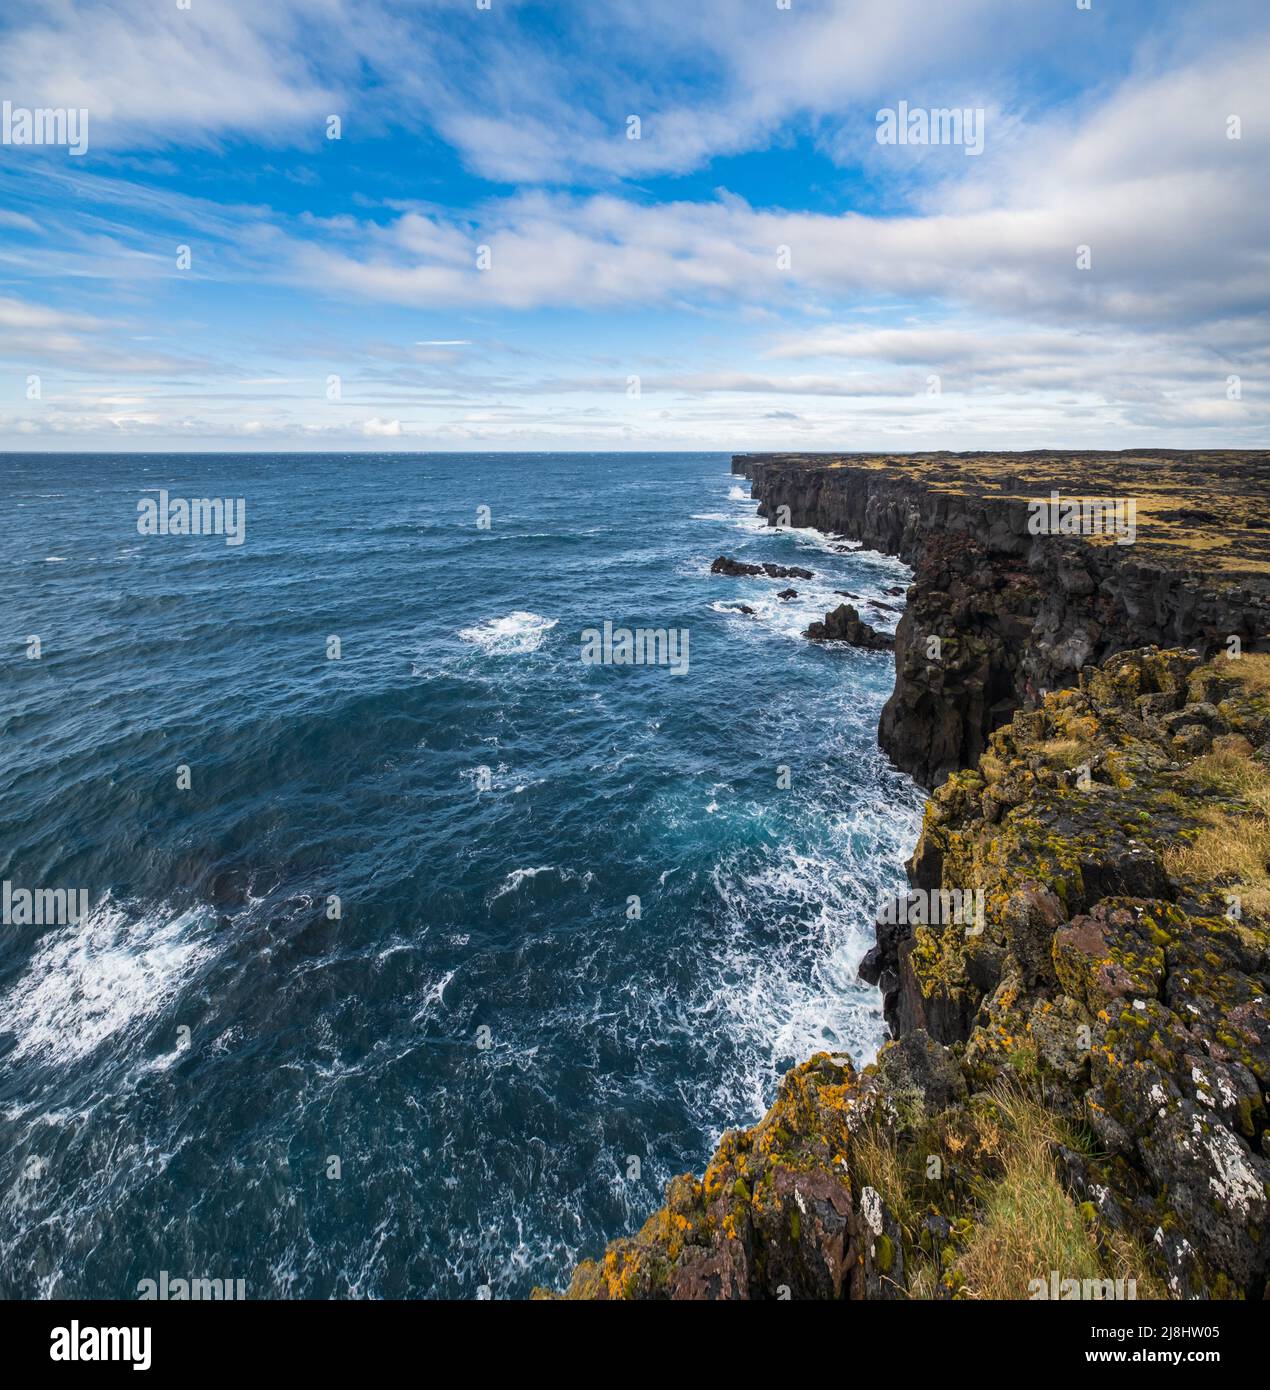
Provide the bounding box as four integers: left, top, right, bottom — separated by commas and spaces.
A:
548, 647, 1269, 1300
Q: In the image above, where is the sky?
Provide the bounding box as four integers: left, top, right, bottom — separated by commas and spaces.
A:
0, 0, 1267, 452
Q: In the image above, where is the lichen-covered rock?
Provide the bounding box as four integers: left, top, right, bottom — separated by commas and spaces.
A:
870, 646, 1270, 1295
538, 1053, 864, 1300
852, 1185, 906, 1299
1003, 882, 1066, 987
873, 1029, 968, 1116
548, 645, 1270, 1300
1052, 900, 1167, 1013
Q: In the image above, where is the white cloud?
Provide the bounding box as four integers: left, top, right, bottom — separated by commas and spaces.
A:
0, 1, 338, 149
106, 27, 1238, 338
4, 0, 1243, 182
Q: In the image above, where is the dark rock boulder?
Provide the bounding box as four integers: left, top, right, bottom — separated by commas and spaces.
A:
873, 1029, 967, 1115
805, 603, 894, 649
1002, 882, 1067, 988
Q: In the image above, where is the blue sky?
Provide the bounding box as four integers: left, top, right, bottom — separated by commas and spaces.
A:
1, 0, 1267, 450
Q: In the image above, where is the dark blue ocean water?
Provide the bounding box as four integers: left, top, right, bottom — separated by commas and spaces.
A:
0, 452, 921, 1299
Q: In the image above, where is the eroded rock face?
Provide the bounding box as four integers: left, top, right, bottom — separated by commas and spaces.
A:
880, 647, 1270, 1294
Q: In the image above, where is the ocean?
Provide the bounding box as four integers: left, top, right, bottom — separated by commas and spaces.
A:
0, 451, 922, 1298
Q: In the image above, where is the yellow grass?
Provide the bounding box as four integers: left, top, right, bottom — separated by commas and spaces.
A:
1165, 741, 1270, 918
852, 1086, 1164, 1300
956, 1089, 1159, 1299
1226, 650, 1270, 696
1036, 737, 1097, 771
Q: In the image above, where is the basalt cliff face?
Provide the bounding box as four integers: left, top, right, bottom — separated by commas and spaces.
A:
734, 451, 1270, 788
541, 453, 1270, 1302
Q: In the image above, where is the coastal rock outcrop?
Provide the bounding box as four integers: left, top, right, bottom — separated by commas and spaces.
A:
733, 452, 1270, 787
804, 602, 894, 649
711, 554, 814, 580
543, 646, 1270, 1300
544, 453, 1270, 1302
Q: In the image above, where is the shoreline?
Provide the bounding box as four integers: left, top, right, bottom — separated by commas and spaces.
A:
543, 450, 1270, 1301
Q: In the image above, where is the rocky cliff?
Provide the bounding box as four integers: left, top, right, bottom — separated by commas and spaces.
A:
734, 451, 1270, 788
541, 453, 1270, 1302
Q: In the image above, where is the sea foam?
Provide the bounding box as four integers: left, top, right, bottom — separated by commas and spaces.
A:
458, 611, 558, 655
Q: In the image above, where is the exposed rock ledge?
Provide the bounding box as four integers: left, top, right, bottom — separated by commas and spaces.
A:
541, 453, 1270, 1302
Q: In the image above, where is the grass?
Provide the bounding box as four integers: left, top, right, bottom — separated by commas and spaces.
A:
1165, 740, 1270, 918
1186, 743, 1270, 810
1225, 650, 1270, 696
1036, 737, 1097, 771
955, 1089, 1158, 1299
852, 1085, 1165, 1300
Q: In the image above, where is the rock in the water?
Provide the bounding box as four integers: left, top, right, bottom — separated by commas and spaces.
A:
711, 554, 813, 580
805, 603, 894, 650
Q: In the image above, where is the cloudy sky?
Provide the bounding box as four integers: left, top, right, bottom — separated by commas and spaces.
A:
1, 0, 1267, 451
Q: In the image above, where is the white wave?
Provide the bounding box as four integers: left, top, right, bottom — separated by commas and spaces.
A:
487, 864, 592, 904
0, 899, 213, 1066
696, 807, 922, 1123
411, 969, 456, 1024
783, 524, 863, 556
459, 761, 509, 791
490, 865, 557, 901
710, 581, 896, 645
728, 486, 750, 500
458, 611, 558, 655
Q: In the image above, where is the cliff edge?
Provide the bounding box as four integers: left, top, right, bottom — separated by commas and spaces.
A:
735, 450, 1270, 788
